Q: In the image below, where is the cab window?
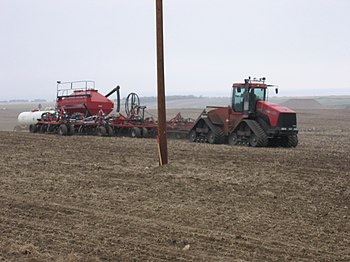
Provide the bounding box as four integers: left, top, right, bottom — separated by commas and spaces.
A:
232, 87, 245, 112
252, 88, 266, 101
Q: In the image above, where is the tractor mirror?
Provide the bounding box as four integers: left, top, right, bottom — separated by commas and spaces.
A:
275, 88, 279, 94
237, 87, 241, 93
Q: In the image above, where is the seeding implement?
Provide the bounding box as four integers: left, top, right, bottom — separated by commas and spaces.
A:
29, 81, 194, 138
189, 77, 298, 147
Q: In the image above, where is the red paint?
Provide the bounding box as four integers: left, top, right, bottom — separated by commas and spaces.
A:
57, 89, 114, 116
257, 101, 296, 127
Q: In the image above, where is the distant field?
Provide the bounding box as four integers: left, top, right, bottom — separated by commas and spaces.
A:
137, 96, 350, 109
270, 96, 350, 109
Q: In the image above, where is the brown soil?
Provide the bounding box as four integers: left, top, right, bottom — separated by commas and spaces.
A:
0, 106, 349, 261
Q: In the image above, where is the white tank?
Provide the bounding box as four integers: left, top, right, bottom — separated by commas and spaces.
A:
17, 110, 54, 126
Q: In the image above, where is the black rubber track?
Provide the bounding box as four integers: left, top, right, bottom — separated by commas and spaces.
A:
207, 125, 225, 144
244, 120, 268, 147
287, 135, 298, 147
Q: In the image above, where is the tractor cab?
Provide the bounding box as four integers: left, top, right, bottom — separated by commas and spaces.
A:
232, 77, 267, 115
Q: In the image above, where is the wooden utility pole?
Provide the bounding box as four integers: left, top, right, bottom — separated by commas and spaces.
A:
156, 0, 168, 165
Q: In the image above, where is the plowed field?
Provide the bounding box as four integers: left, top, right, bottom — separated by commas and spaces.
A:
0, 109, 350, 261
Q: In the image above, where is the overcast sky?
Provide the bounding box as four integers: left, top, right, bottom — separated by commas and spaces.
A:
0, 0, 349, 100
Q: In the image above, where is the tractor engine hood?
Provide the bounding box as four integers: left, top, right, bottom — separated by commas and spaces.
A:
256, 101, 296, 127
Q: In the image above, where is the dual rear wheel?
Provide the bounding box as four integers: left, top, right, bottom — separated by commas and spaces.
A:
58, 124, 68, 136
96, 126, 114, 137
58, 124, 74, 136
130, 127, 149, 138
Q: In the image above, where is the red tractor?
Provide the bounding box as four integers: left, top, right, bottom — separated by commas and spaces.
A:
189, 77, 298, 147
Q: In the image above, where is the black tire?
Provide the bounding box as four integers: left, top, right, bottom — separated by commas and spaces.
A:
107, 126, 114, 136
120, 127, 129, 137
68, 124, 75, 136
148, 128, 157, 138
207, 125, 224, 144
29, 124, 37, 133
282, 135, 298, 148
228, 132, 239, 145
246, 121, 268, 147
114, 127, 122, 137
58, 124, 68, 136
39, 125, 47, 133
142, 127, 148, 138
189, 129, 197, 142
77, 126, 84, 134
175, 133, 183, 139
97, 126, 107, 136
130, 127, 141, 138
151, 128, 158, 138
288, 135, 298, 147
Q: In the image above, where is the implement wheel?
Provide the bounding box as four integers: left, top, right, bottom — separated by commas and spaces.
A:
189, 130, 197, 142
68, 124, 75, 136
148, 128, 157, 138
39, 125, 47, 134
29, 124, 37, 133
58, 124, 68, 136
130, 127, 141, 138
97, 126, 107, 136
107, 126, 114, 136
142, 127, 148, 138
